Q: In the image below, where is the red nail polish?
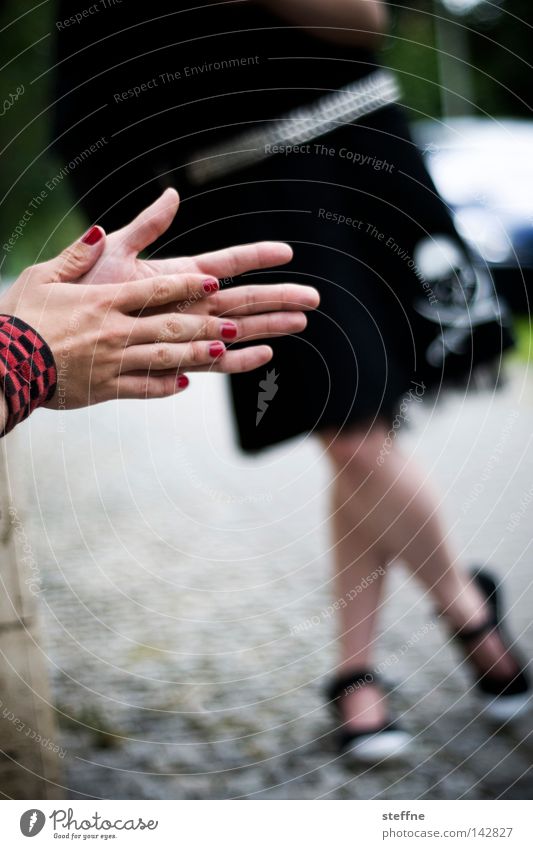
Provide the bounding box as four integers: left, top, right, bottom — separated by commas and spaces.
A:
221, 323, 237, 340
203, 278, 219, 293
177, 375, 189, 389
81, 225, 103, 245
209, 342, 225, 358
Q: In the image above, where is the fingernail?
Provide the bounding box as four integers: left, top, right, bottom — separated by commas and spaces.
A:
177, 375, 189, 389
209, 342, 225, 358
221, 322, 237, 340
203, 278, 219, 293
81, 225, 103, 245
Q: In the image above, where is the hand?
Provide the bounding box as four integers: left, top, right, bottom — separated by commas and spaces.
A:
76, 189, 320, 373
0, 227, 318, 414
77, 188, 295, 290
258, 0, 388, 47
0, 232, 295, 410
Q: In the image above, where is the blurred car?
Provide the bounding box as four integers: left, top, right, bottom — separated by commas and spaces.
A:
414, 117, 533, 313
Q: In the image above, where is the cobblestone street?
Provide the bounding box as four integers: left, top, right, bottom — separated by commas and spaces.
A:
10, 362, 533, 800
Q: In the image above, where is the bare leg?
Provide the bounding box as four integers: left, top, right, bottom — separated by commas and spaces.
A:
330, 471, 389, 730
322, 424, 519, 732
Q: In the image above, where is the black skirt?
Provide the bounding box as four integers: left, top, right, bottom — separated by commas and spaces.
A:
52, 2, 512, 452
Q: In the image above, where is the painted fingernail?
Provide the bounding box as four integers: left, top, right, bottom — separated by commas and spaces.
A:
81, 225, 103, 245
203, 278, 219, 293
209, 342, 225, 358
177, 375, 189, 389
221, 322, 237, 340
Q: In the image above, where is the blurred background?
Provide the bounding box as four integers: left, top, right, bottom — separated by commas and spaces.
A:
2, 0, 533, 334
2, 0, 533, 800
1, 5, 531, 246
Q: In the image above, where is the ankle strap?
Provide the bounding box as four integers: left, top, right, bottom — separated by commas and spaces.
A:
327, 669, 379, 702
439, 568, 500, 642
451, 614, 498, 642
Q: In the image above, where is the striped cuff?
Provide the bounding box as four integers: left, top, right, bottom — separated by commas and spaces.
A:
0, 314, 57, 436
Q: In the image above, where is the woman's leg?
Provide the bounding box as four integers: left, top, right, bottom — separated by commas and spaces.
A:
322, 424, 519, 731
329, 473, 389, 730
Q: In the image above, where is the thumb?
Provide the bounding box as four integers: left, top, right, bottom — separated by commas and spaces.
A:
42, 225, 106, 283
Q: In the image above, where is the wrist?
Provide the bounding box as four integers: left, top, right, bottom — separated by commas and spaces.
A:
0, 315, 57, 436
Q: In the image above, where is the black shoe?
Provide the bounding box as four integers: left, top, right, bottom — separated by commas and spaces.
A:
450, 568, 531, 721
326, 669, 412, 763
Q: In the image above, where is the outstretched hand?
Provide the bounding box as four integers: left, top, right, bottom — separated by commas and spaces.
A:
76, 189, 320, 373
77, 188, 296, 295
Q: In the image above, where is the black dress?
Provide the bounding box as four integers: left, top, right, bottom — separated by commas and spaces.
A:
54, 0, 512, 451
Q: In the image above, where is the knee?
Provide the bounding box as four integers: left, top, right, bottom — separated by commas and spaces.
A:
323, 427, 387, 479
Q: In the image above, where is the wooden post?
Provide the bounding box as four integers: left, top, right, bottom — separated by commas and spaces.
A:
0, 439, 64, 799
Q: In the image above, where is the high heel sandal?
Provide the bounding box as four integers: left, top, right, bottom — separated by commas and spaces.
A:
448, 568, 531, 722
326, 669, 412, 763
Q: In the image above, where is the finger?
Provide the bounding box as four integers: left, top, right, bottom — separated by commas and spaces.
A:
204, 283, 320, 316
184, 345, 274, 373
125, 311, 225, 345
120, 340, 227, 371
115, 372, 189, 400
37, 226, 106, 283
123, 343, 274, 375
124, 310, 307, 345
108, 273, 219, 312
151, 241, 293, 278
227, 310, 308, 340
113, 188, 180, 254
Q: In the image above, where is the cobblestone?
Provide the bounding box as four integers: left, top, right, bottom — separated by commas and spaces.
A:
10, 364, 533, 799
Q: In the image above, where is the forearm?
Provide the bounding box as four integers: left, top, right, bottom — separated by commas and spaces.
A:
260, 0, 388, 47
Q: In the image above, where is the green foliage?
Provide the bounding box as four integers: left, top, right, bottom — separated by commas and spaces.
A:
384, 7, 442, 119
386, 0, 533, 118
469, 0, 533, 116
0, 1, 85, 276
511, 316, 533, 363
